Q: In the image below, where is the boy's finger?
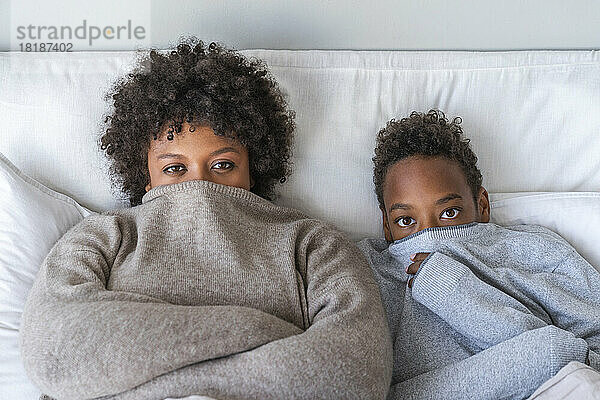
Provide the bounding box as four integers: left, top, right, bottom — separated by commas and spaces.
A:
410, 252, 429, 262
406, 261, 420, 275
408, 276, 414, 288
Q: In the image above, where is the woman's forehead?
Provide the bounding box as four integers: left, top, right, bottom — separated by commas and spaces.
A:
151, 124, 243, 151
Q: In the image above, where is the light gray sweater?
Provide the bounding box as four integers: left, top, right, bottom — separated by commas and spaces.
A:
357, 222, 600, 400
20, 179, 392, 400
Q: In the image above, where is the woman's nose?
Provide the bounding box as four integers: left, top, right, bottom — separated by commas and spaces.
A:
185, 167, 210, 182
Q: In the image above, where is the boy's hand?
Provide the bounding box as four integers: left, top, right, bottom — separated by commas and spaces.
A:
407, 252, 430, 288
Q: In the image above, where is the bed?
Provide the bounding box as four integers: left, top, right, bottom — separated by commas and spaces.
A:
1, 49, 600, 399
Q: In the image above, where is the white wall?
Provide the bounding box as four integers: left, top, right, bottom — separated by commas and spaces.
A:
1, 0, 600, 51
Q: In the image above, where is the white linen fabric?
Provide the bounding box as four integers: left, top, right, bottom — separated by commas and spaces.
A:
527, 361, 600, 400
165, 397, 218, 400
2, 49, 600, 399
0, 152, 92, 400
489, 192, 600, 271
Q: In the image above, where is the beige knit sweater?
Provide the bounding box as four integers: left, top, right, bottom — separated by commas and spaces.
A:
20, 179, 392, 400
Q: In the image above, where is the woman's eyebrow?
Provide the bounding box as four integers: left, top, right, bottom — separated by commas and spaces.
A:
156, 153, 185, 160
155, 147, 240, 160
209, 147, 240, 157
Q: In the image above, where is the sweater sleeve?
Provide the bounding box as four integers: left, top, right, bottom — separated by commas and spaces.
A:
412, 238, 600, 371
533, 244, 600, 371
411, 252, 549, 350
388, 325, 589, 400
19, 215, 303, 400
95, 225, 394, 400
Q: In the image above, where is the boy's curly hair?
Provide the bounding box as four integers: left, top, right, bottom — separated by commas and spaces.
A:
99, 36, 295, 206
373, 109, 482, 209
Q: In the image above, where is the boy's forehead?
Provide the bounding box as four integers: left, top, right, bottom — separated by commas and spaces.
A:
383, 156, 471, 202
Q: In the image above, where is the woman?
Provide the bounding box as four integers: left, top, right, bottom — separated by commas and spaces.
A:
20, 37, 392, 400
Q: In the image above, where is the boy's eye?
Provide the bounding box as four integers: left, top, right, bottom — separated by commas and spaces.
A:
163, 165, 186, 174
211, 161, 235, 170
394, 216, 415, 227
441, 207, 461, 219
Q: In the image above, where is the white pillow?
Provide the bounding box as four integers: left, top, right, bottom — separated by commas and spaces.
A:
0, 152, 93, 400
490, 192, 600, 271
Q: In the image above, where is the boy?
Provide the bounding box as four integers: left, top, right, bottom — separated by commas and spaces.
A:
358, 109, 600, 399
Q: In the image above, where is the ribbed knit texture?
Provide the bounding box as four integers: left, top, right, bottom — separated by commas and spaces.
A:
357, 222, 600, 400
408, 252, 467, 314
20, 179, 392, 400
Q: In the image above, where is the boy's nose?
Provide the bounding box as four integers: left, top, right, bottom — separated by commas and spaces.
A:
420, 218, 441, 231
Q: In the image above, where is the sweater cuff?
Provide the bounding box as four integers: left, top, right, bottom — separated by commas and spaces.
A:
549, 325, 589, 375
411, 252, 470, 314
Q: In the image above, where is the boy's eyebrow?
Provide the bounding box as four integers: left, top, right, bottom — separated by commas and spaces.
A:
436, 193, 463, 205
389, 203, 412, 211
155, 147, 240, 160
389, 193, 463, 212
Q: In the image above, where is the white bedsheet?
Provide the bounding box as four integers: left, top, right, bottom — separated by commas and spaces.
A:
2, 49, 600, 399
528, 361, 600, 400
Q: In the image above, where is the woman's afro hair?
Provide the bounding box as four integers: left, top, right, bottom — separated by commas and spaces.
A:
372, 109, 482, 209
99, 36, 296, 206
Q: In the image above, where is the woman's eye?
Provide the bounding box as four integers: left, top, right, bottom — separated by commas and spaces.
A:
441, 208, 461, 219
163, 165, 186, 174
212, 161, 235, 170
395, 216, 415, 227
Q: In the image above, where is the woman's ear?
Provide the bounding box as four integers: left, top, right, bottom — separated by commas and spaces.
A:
477, 186, 490, 223
145, 183, 151, 192
381, 206, 393, 243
